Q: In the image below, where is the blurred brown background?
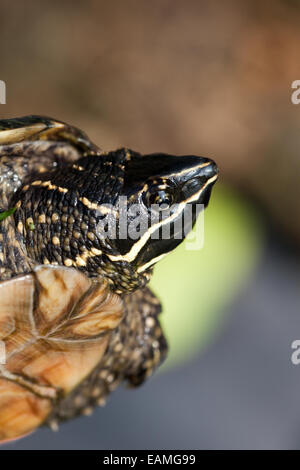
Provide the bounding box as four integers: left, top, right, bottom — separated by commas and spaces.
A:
1, 0, 300, 450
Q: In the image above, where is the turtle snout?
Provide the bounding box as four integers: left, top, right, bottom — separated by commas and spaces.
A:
197, 159, 218, 181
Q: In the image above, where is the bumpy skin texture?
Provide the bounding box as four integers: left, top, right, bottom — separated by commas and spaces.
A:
0, 117, 168, 440
0, 140, 81, 280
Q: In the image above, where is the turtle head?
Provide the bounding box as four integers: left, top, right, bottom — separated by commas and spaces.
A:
107, 151, 218, 278
14, 148, 218, 292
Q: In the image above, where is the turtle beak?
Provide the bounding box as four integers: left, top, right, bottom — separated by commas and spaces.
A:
177, 155, 219, 207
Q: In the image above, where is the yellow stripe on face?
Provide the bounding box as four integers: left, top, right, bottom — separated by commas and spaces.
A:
137, 253, 168, 273
107, 173, 218, 264
150, 160, 213, 181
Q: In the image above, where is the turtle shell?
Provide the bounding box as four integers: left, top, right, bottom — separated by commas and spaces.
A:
0, 115, 100, 153
0, 265, 123, 441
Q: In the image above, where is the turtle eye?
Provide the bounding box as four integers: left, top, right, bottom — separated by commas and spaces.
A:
144, 189, 174, 210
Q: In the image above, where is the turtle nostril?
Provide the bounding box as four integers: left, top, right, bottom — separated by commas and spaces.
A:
199, 160, 218, 180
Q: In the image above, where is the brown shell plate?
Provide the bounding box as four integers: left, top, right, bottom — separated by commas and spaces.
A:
0, 265, 123, 442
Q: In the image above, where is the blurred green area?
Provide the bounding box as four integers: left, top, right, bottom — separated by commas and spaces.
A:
150, 184, 265, 369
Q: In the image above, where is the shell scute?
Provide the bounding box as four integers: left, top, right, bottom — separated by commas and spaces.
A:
0, 265, 124, 441
33, 265, 91, 335
52, 281, 124, 340
0, 274, 34, 355
0, 378, 51, 441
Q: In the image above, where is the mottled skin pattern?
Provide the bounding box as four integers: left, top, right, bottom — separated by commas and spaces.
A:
0, 116, 218, 437
0, 141, 81, 279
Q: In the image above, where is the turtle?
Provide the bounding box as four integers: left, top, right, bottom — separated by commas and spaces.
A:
0, 115, 218, 442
